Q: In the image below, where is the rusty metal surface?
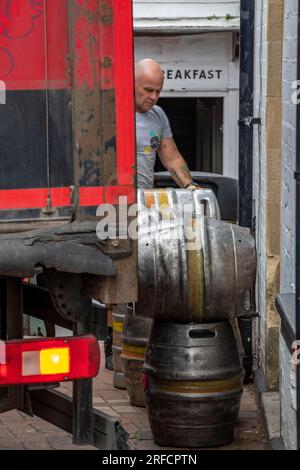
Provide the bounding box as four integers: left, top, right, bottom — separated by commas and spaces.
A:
44, 269, 93, 323
0, 221, 116, 278
72, 88, 117, 191
0, 0, 137, 302
100, 90, 118, 187
84, 239, 138, 304
0, 218, 70, 235
68, 1, 117, 218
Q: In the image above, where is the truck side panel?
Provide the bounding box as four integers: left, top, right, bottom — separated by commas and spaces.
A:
0, 0, 136, 221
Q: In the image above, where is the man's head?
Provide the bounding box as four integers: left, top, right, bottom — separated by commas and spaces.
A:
135, 59, 164, 113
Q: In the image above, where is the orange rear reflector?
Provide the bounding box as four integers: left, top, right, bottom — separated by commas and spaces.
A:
40, 348, 70, 375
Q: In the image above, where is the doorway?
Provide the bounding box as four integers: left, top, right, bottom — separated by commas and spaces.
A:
155, 97, 223, 174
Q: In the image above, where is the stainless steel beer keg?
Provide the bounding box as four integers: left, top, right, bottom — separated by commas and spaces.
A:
143, 320, 244, 448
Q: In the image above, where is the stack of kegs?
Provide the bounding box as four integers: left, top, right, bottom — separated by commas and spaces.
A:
112, 303, 152, 406
120, 304, 152, 407
134, 188, 256, 448
112, 304, 127, 390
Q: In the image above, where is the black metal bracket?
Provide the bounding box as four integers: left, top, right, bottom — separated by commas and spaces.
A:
44, 269, 93, 322
29, 388, 129, 450
238, 117, 262, 127
22, 282, 108, 339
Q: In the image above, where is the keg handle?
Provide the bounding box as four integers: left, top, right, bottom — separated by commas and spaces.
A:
189, 329, 216, 339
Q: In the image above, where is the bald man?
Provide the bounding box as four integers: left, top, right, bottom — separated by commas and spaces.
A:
135, 58, 198, 190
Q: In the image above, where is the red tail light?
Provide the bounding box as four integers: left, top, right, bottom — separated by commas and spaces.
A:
0, 335, 100, 385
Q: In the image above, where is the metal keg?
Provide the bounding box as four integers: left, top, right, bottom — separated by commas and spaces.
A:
136, 196, 256, 322
138, 187, 221, 219
143, 320, 244, 448
121, 308, 152, 407
112, 304, 127, 390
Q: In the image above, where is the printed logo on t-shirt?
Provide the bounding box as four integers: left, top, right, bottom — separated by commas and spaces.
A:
149, 130, 161, 151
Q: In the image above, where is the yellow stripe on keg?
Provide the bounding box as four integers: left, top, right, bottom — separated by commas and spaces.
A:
158, 190, 172, 221
187, 218, 205, 321
113, 321, 124, 333
157, 189, 169, 207
154, 375, 242, 394
122, 344, 147, 360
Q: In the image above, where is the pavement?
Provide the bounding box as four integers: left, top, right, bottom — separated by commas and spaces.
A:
0, 342, 270, 451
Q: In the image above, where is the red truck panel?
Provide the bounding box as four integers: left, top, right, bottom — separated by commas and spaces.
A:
0, 0, 136, 216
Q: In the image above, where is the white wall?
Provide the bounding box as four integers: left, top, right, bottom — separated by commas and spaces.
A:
134, 33, 239, 177
135, 33, 237, 92
253, 0, 268, 389
133, 2, 241, 177
133, 1, 240, 32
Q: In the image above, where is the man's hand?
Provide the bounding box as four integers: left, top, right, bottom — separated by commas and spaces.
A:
184, 182, 199, 191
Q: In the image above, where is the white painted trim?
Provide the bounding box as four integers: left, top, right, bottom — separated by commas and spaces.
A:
134, 1, 240, 4
223, 91, 239, 178
133, 23, 240, 34
133, 1, 240, 31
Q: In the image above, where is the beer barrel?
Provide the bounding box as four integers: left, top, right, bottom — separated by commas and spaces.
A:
143, 320, 244, 448
136, 210, 256, 322
121, 308, 152, 407
112, 304, 127, 390
138, 187, 221, 219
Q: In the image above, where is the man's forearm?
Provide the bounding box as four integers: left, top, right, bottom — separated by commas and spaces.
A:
168, 160, 193, 188
158, 138, 193, 188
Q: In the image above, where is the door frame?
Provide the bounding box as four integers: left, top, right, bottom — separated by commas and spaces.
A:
160, 89, 239, 179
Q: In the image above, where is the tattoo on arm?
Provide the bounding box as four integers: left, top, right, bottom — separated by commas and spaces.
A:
169, 168, 185, 187
159, 138, 192, 187
169, 164, 192, 188
179, 164, 192, 179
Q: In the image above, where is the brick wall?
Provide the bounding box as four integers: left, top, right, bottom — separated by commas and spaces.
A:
279, 0, 298, 450
280, 335, 296, 449
253, 0, 283, 390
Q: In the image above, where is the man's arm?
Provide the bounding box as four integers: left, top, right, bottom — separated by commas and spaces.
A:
158, 137, 193, 188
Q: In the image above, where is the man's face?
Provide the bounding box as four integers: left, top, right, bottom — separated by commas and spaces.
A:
135, 74, 164, 113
